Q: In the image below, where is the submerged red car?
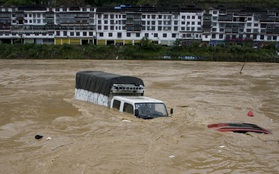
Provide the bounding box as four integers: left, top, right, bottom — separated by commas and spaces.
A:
207, 123, 271, 134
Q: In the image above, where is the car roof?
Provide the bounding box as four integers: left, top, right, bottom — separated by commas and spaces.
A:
207, 123, 271, 134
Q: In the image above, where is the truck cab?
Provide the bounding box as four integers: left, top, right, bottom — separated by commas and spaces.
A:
111, 96, 171, 119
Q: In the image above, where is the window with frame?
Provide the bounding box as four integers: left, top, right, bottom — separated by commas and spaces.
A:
123, 103, 133, 114
117, 32, 122, 38
113, 100, 121, 110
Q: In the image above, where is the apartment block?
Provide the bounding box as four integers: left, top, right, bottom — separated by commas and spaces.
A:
0, 4, 278, 46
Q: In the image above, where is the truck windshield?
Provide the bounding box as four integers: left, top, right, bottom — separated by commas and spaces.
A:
135, 103, 168, 118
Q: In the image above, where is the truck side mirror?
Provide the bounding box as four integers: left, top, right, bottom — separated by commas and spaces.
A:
170, 108, 173, 116
135, 109, 139, 117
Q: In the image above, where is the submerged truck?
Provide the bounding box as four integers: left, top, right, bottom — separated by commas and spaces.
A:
75, 71, 172, 119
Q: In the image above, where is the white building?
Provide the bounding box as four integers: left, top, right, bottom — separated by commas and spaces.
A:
0, 4, 278, 45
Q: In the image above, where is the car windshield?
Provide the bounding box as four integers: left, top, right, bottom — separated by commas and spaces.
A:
135, 103, 168, 118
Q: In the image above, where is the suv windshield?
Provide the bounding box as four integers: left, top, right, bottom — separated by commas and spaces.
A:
135, 103, 168, 118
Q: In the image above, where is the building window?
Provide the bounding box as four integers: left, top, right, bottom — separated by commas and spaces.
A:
109, 33, 113, 37
104, 26, 108, 30
63, 31, 67, 36
127, 33, 131, 37
76, 32, 80, 36
136, 33, 140, 37
154, 33, 158, 37
163, 33, 167, 38
145, 33, 149, 37
117, 32, 122, 38
83, 32, 87, 36
70, 32, 74, 36
99, 32, 103, 37
172, 33, 176, 38
110, 26, 114, 30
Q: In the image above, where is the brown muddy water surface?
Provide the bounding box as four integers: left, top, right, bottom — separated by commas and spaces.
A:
0, 60, 279, 174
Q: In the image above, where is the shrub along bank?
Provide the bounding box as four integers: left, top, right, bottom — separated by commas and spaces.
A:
0, 41, 278, 62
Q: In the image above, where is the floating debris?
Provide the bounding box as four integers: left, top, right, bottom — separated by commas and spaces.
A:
35, 135, 43, 139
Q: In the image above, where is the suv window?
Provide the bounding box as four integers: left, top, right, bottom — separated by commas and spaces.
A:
123, 103, 133, 114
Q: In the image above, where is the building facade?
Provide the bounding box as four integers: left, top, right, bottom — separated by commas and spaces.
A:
0, 4, 278, 46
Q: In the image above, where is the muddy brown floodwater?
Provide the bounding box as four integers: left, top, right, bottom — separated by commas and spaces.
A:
0, 59, 279, 174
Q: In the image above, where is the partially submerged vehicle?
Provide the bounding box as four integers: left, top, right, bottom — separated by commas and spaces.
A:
75, 71, 172, 119
207, 123, 271, 134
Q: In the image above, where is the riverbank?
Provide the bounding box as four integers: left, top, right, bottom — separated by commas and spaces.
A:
0, 43, 278, 62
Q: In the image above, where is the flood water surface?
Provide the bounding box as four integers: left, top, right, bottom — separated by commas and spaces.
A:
0, 60, 279, 174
